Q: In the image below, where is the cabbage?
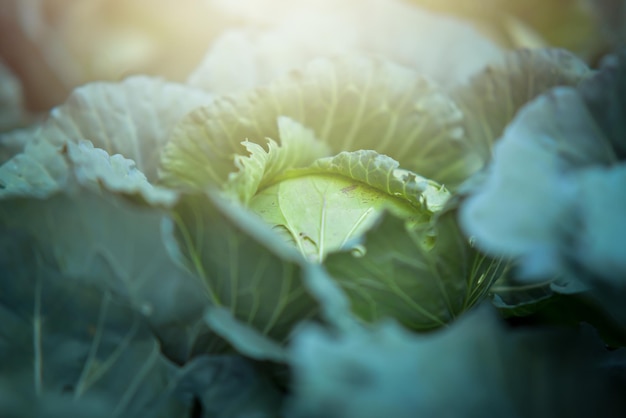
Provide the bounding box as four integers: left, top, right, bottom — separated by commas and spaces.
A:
2, 3, 622, 414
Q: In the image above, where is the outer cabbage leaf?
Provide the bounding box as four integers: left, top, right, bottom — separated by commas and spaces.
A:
0, 124, 40, 165
578, 51, 626, 159
0, 135, 70, 199
300, 263, 357, 332
0, 184, 207, 362
574, 166, 626, 282
41, 76, 211, 181
0, 231, 190, 417
0, 382, 112, 418
0, 138, 175, 205
174, 191, 357, 354
0, 50, 210, 181
0, 160, 201, 357
173, 355, 284, 418
161, 55, 471, 190
171, 192, 319, 348
324, 207, 505, 329
460, 88, 614, 284
204, 307, 288, 362
0, 79, 204, 360
2, 231, 287, 417
64, 141, 176, 205
286, 304, 626, 418
460, 49, 626, 318
452, 48, 590, 170
488, 264, 591, 319
192, 0, 503, 93
490, 279, 556, 318
490, 284, 626, 348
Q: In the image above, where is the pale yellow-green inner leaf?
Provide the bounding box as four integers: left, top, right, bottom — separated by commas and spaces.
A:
249, 174, 422, 262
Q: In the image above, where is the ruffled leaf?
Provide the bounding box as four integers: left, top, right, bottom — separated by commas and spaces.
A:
225, 116, 331, 204
0, 138, 175, 205
249, 151, 449, 262
43, 76, 211, 181
307, 150, 449, 211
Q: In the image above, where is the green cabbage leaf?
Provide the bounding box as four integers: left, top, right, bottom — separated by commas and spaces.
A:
460, 50, 626, 320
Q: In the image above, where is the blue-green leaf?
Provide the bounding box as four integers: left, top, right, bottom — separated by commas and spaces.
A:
287, 304, 626, 418
452, 48, 590, 172
324, 207, 505, 329
171, 191, 318, 348
0, 231, 190, 418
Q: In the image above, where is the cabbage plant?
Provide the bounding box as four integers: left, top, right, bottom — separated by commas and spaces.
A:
1, 3, 618, 411
157, 50, 590, 337
160, 56, 488, 335
0, 48, 590, 344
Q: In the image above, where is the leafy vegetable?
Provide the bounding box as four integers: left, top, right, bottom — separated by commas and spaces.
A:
0, 124, 41, 164
41, 76, 211, 181
0, 75, 211, 201
225, 116, 332, 205
324, 205, 505, 329
0, 231, 189, 418
171, 192, 319, 348
3, 2, 626, 416
168, 141, 497, 335
460, 49, 626, 319
286, 304, 626, 418
452, 48, 590, 166
204, 307, 288, 362
162, 50, 582, 336
173, 355, 284, 418
0, 230, 284, 417
0, 137, 207, 360
248, 150, 449, 261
